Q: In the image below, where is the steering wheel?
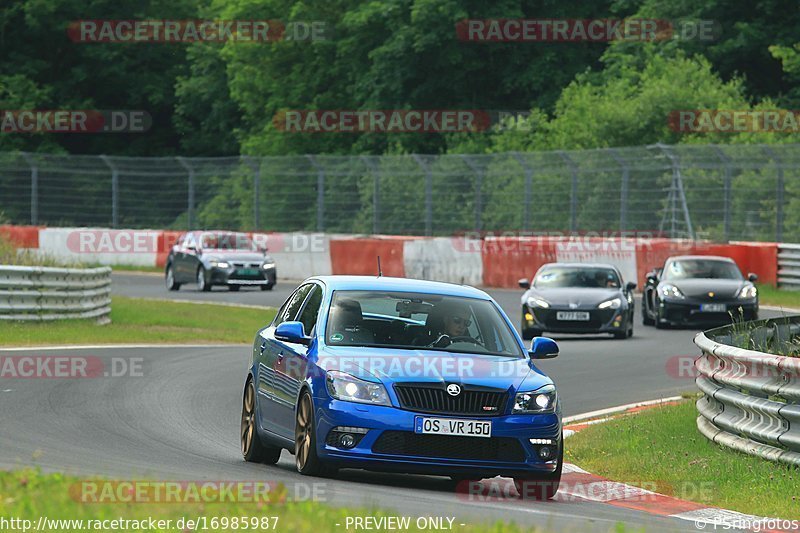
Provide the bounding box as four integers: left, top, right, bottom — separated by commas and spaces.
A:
448, 335, 482, 345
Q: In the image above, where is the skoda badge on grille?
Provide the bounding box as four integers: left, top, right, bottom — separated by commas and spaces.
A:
446, 384, 461, 396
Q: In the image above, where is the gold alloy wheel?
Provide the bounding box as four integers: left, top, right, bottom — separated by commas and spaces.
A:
295, 394, 313, 470
240, 381, 255, 457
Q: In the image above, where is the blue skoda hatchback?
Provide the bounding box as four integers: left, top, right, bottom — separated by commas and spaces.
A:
241, 276, 563, 499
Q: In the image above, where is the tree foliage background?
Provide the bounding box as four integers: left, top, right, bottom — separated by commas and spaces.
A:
2, 0, 800, 235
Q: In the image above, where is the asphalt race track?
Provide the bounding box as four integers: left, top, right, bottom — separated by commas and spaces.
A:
2, 273, 786, 532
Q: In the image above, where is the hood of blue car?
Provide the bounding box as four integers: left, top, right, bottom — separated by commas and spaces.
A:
317, 345, 553, 392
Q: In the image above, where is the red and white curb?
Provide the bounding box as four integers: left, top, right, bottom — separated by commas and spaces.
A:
560, 398, 796, 532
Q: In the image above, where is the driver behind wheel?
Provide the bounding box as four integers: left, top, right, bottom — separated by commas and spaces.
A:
415, 301, 475, 347
443, 305, 471, 338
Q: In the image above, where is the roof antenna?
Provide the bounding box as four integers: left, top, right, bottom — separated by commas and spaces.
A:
377, 256, 383, 277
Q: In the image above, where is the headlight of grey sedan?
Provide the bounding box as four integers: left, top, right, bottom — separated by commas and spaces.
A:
210, 260, 230, 269
513, 385, 557, 413
326, 371, 391, 406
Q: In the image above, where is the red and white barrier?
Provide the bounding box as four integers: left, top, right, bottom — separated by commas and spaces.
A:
0, 225, 779, 288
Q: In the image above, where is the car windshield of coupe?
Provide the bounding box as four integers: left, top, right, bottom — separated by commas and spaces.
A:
325, 291, 523, 357
534, 266, 620, 289
200, 232, 256, 251
663, 260, 742, 280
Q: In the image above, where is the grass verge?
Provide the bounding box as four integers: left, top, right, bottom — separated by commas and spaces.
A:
0, 469, 542, 533
566, 400, 800, 519
0, 296, 274, 346
105, 264, 164, 274
757, 284, 800, 311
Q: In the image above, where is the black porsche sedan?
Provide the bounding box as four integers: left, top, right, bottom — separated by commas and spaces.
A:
165, 231, 276, 292
519, 263, 636, 340
641, 255, 758, 328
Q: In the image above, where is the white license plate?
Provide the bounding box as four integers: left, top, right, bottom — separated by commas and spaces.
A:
414, 417, 492, 438
556, 311, 590, 321
700, 303, 726, 312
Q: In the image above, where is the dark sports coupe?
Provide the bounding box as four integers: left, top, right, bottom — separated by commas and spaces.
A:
642, 255, 758, 328
519, 263, 636, 340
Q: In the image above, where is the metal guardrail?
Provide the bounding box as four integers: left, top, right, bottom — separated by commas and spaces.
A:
0, 266, 112, 323
777, 243, 800, 289
694, 317, 800, 465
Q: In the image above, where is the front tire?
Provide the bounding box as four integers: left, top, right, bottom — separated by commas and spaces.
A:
260, 284, 274, 291
228, 285, 240, 292
614, 317, 634, 339
521, 311, 543, 340
197, 267, 211, 292
295, 391, 335, 477
241, 379, 281, 464
514, 435, 562, 500
165, 265, 180, 291
642, 296, 655, 326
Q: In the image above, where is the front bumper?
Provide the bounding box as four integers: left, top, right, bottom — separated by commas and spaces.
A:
209, 265, 276, 286
315, 398, 561, 477
658, 299, 758, 326
524, 304, 627, 334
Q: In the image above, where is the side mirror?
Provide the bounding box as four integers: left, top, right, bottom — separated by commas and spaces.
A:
626, 282, 637, 292
529, 336, 559, 359
646, 271, 658, 284
748, 273, 758, 282
275, 321, 311, 346
518, 278, 531, 290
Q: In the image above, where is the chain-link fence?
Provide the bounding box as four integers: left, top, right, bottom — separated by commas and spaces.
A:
1, 143, 798, 241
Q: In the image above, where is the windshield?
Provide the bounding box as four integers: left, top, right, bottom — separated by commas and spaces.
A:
325, 291, 523, 357
199, 232, 255, 251
663, 259, 743, 281
534, 266, 621, 289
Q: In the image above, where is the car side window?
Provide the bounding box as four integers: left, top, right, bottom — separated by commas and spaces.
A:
184, 233, 196, 249
297, 285, 323, 336
273, 284, 314, 327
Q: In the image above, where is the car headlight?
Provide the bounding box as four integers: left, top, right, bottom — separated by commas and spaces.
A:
210, 260, 230, 269
659, 284, 685, 299
598, 297, 622, 309
527, 297, 550, 309
262, 262, 276, 270
326, 371, 391, 406
513, 385, 557, 413
738, 285, 757, 299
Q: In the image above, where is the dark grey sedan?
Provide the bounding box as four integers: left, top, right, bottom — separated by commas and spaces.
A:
165, 231, 276, 292
518, 263, 636, 340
